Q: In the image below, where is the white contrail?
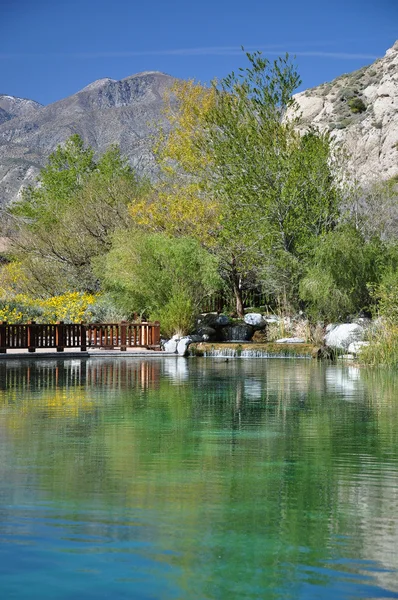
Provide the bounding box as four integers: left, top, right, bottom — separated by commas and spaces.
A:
0, 45, 380, 60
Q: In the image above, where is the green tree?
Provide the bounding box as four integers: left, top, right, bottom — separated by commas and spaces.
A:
149, 52, 341, 315
99, 231, 221, 336
299, 226, 384, 321
7, 136, 146, 295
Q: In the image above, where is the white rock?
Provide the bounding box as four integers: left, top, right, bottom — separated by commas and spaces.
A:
275, 337, 305, 344
347, 341, 370, 354
177, 337, 192, 356
163, 339, 178, 353
264, 315, 281, 323
244, 313, 266, 328
324, 323, 364, 350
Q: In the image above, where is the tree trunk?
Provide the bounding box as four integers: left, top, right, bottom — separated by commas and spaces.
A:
231, 256, 245, 318
233, 279, 244, 318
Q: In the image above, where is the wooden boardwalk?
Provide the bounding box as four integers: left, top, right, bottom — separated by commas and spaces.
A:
0, 321, 162, 354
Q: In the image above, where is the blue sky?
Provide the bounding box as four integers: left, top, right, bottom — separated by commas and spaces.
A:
0, 0, 397, 105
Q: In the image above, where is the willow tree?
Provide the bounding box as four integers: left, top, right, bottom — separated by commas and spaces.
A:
132, 52, 341, 316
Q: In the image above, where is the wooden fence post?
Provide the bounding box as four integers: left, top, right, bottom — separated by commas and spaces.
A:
120, 321, 127, 351
55, 321, 65, 352
0, 321, 7, 354
80, 322, 87, 352
27, 320, 36, 352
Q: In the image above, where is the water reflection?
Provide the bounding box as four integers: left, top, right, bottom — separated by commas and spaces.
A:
0, 357, 397, 599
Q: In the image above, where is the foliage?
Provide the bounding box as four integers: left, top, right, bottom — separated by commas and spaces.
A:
360, 323, 398, 368
154, 292, 196, 338
0, 292, 98, 324
130, 80, 220, 246
8, 136, 145, 294
299, 226, 383, 321
348, 97, 366, 113
372, 268, 398, 323
150, 51, 342, 315
99, 231, 222, 335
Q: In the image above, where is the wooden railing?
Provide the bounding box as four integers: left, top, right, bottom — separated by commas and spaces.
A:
0, 321, 161, 353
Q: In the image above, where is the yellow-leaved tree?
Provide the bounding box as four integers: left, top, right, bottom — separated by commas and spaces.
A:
130, 81, 220, 247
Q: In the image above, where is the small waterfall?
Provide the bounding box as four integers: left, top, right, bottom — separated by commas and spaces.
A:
220, 325, 253, 341
201, 347, 311, 359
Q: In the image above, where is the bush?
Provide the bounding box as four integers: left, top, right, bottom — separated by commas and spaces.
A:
100, 231, 222, 337
360, 322, 398, 367
300, 226, 382, 321
371, 269, 398, 323
348, 97, 366, 114
0, 292, 98, 324
153, 292, 195, 337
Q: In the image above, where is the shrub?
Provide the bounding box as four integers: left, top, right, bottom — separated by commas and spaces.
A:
300, 226, 382, 321
360, 322, 398, 368
371, 269, 398, 323
153, 292, 195, 338
348, 97, 366, 114
0, 292, 98, 324
100, 231, 222, 337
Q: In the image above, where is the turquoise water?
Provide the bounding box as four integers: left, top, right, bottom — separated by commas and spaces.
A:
0, 357, 398, 599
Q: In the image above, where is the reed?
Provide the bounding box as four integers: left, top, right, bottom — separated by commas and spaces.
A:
360, 321, 398, 367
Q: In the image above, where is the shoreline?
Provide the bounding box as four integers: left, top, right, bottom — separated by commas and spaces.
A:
0, 342, 320, 361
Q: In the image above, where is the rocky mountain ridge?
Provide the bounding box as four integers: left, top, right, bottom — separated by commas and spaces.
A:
294, 40, 398, 184
0, 71, 175, 207
0, 42, 397, 207
0, 95, 42, 125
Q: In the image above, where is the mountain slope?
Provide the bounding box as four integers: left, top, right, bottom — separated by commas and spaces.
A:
294, 41, 398, 184
0, 72, 175, 206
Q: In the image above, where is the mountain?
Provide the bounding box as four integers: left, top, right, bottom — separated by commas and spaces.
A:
0, 42, 397, 208
0, 95, 42, 125
294, 41, 398, 184
0, 71, 175, 207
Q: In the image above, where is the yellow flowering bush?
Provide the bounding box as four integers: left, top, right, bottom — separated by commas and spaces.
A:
0, 262, 29, 299
0, 305, 24, 323
0, 292, 99, 324
36, 292, 98, 323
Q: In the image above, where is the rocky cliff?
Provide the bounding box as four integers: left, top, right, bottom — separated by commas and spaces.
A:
294, 41, 398, 184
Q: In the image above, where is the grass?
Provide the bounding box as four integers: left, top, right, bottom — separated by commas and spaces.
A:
360, 323, 398, 367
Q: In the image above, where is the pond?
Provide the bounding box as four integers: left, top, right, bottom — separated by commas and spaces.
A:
0, 357, 398, 599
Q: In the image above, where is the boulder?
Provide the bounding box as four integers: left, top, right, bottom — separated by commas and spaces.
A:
244, 313, 267, 329
177, 337, 193, 356
196, 313, 231, 329
197, 326, 217, 341
216, 314, 231, 327
163, 339, 178, 353
324, 323, 364, 351
275, 337, 306, 344
189, 335, 203, 343
264, 315, 281, 324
